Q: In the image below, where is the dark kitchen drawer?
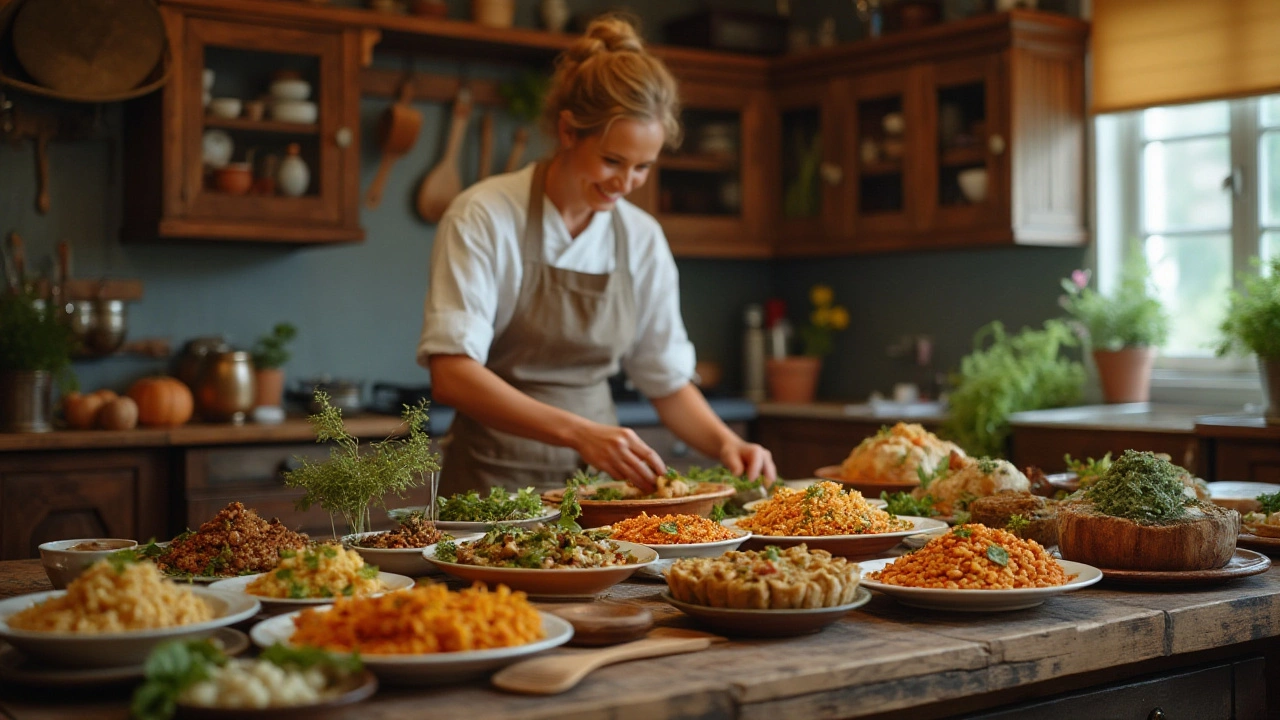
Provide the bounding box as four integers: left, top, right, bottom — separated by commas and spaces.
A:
967, 658, 1266, 720
631, 422, 748, 474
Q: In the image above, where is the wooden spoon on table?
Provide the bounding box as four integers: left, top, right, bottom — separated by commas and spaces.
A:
415, 87, 472, 224
490, 634, 714, 695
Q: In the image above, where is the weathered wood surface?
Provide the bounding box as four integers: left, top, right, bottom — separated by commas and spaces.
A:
1, 559, 1278, 719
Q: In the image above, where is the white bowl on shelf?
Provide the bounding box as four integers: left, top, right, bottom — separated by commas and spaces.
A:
957, 167, 988, 203
271, 100, 318, 124
269, 78, 312, 102
207, 97, 242, 119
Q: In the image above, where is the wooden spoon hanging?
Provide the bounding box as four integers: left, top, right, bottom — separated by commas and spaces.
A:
477, 109, 494, 181
415, 87, 472, 224
366, 78, 423, 209
504, 125, 529, 174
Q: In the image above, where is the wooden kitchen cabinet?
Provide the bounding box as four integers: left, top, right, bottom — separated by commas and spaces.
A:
772, 79, 850, 255
123, 2, 369, 244
1195, 415, 1280, 483
773, 10, 1087, 255
0, 450, 170, 561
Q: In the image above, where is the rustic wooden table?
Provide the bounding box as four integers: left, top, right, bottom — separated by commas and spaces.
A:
0, 557, 1278, 719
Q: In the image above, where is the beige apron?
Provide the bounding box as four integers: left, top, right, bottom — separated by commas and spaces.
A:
438, 161, 637, 494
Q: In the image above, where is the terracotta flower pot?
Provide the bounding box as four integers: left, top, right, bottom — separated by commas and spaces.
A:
254, 367, 285, 409
1093, 347, 1156, 404
766, 356, 822, 404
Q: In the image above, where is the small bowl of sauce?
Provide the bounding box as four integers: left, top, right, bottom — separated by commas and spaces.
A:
38, 538, 139, 589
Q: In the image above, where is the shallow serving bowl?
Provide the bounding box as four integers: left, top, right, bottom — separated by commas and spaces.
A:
208, 572, 414, 611
250, 607, 574, 685
541, 484, 736, 528
595, 527, 750, 560
38, 538, 137, 590
661, 588, 871, 637
387, 506, 562, 534
424, 540, 658, 598
723, 516, 948, 559
342, 531, 483, 577
0, 588, 260, 668
857, 557, 1103, 612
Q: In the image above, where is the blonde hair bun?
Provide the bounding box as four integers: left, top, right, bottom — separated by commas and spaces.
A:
545, 14, 681, 148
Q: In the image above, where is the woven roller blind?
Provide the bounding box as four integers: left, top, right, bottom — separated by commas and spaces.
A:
1092, 0, 1280, 113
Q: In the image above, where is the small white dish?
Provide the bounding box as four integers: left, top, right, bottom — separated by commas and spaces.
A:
38, 538, 137, 590
208, 571, 414, 608
269, 78, 311, 102
207, 97, 242, 119
0, 589, 260, 668
342, 531, 483, 577
857, 557, 1103, 612
202, 129, 234, 169
957, 167, 988, 203
271, 99, 317, 124
250, 607, 574, 685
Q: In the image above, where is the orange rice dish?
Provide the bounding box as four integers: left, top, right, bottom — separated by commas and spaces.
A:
289, 583, 542, 654
607, 512, 739, 545
737, 481, 912, 536
871, 524, 1069, 590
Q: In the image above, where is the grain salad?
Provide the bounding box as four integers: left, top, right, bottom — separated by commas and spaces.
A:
871, 524, 1069, 590
245, 544, 382, 600
607, 513, 739, 545
737, 481, 913, 536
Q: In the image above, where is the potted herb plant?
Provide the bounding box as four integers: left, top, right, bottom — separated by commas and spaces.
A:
767, 284, 849, 403
1217, 256, 1280, 424
0, 290, 76, 432
943, 320, 1085, 458
1059, 252, 1170, 403
250, 322, 296, 409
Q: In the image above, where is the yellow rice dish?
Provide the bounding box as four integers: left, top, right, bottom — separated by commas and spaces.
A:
245, 544, 382, 600
738, 481, 913, 536
8, 559, 212, 633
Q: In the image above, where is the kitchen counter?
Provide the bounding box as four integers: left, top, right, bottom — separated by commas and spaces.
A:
0, 558, 1276, 719
756, 400, 946, 424
1007, 403, 1239, 433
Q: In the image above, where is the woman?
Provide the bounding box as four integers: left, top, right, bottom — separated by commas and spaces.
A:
418, 16, 775, 496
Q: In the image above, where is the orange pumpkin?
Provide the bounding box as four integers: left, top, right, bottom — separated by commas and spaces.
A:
128, 376, 194, 428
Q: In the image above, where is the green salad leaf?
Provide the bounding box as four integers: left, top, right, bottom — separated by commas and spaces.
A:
1256, 491, 1280, 515
430, 486, 545, 522
557, 487, 582, 533
880, 491, 936, 518
131, 639, 227, 720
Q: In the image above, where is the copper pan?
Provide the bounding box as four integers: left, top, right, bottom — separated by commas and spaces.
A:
365, 77, 423, 209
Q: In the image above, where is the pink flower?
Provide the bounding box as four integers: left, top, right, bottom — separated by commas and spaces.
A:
1071, 269, 1091, 289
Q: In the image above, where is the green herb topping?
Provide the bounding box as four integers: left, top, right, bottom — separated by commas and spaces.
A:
986, 544, 1009, 567
880, 491, 937, 518
658, 521, 679, 535
1005, 514, 1031, 535
1084, 450, 1193, 523
952, 526, 973, 538
1256, 491, 1280, 515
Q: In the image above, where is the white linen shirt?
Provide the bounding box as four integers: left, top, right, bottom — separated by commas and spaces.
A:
417, 164, 696, 399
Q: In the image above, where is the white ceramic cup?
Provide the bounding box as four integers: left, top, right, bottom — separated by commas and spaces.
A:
207, 97, 242, 119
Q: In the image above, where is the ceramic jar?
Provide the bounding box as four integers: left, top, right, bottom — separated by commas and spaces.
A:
277, 143, 310, 197
539, 0, 569, 32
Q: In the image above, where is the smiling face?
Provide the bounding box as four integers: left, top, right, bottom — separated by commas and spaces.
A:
557, 114, 665, 212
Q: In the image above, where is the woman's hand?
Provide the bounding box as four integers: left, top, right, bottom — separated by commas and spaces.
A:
573, 424, 665, 493
719, 440, 777, 486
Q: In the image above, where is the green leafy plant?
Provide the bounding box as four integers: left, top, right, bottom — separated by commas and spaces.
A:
284, 390, 440, 536
250, 322, 297, 370
943, 320, 1085, 458
499, 72, 551, 125
1217, 256, 1280, 358
0, 289, 76, 391
1059, 252, 1170, 350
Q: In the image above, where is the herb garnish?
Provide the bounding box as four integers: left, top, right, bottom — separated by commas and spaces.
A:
710, 503, 726, 523
986, 544, 1009, 567
952, 526, 973, 538
658, 521, 679, 535
1084, 450, 1193, 523
557, 488, 582, 533
880, 491, 937, 517
131, 639, 227, 720
1005, 514, 1030, 536
1256, 492, 1280, 515
764, 545, 782, 561
428, 486, 545, 522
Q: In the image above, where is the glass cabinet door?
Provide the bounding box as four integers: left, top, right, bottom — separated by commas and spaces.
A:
930, 54, 1003, 231
776, 80, 845, 247
846, 69, 916, 238
181, 17, 350, 229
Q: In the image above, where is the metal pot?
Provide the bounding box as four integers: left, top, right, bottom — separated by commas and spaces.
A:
0, 370, 53, 433
194, 350, 256, 425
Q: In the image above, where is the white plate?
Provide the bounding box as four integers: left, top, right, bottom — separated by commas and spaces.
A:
425, 540, 658, 598
722, 516, 949, 559
342, 532, 484, 577
857, 557, 1103, 611
387, 506, 562, 533
901, 525, 949, 549
208, 572, 414, 608
1207, 481, 1280, 512
593, 527, 751, 559
0, 588, 260, 668
250, 607, 574, 685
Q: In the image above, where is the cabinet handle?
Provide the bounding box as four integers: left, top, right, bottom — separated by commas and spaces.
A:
1148, 709, 1166, 720
671, 440, 690, 458
819, 162, 843, 186
988, 134, 1006, 156
335, 127, 353, 149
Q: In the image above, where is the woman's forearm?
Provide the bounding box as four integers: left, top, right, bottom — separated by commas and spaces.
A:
650, 383, 740, 458
428, 354, 588, 448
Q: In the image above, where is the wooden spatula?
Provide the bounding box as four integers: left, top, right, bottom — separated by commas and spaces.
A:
490, 635, 713, 695
415, 87, 473, 224
477, 109, 494, 181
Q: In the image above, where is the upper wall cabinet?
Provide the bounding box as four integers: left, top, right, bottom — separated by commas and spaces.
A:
773, 10, 1088, 255
123, 2, 368, 244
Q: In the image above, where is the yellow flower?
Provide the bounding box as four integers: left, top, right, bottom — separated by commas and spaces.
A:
830, 306, 849, 330
811, 308, 832, 328
810, 285, 834, 309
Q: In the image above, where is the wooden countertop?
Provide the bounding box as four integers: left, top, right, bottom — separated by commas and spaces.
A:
1, 556, 1277, 719
1008, 403, 1241, 433
0, 415, 411, 452
1195, 413, 1280, 440
756, 400, 946, 424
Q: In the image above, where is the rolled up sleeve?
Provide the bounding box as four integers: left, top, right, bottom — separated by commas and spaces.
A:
417, 206, 500, 367
621, 225, 696, 399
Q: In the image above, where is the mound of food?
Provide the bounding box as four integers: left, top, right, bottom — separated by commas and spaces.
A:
153, 502, 310, 578
290, 583, 542, 654
606, 512, 739, 545
9, 557, 212, 633
968, 492, 1059, 548
839, 423, 964, 486
434, 524, 636, 569
916, 456, 1031, 517
737, 481, 912, 537
354, 513, 447, 549
1057, 450, 1239, 571
435, 486, 548, 522
1243, 492, 1280, 537
871, 524, 1068, 590
246, 544, 382, 600
665, 545, 861, 609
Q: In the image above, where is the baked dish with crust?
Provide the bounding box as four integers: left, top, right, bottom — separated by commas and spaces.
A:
664, 545, 861, 609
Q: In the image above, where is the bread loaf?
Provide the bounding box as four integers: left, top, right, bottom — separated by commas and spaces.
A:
1057, 501, 1239, 571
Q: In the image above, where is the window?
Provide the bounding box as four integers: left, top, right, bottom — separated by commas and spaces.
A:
1097, 95, 1280, 366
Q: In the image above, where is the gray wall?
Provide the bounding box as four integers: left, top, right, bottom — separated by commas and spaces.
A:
0, 0, 1084, 404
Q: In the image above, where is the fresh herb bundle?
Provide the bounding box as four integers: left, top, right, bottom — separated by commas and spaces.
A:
285, 391, 440, 536
432, 486, 545, 522
880, 491, 937, 518
1084, 450, 1192, 523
